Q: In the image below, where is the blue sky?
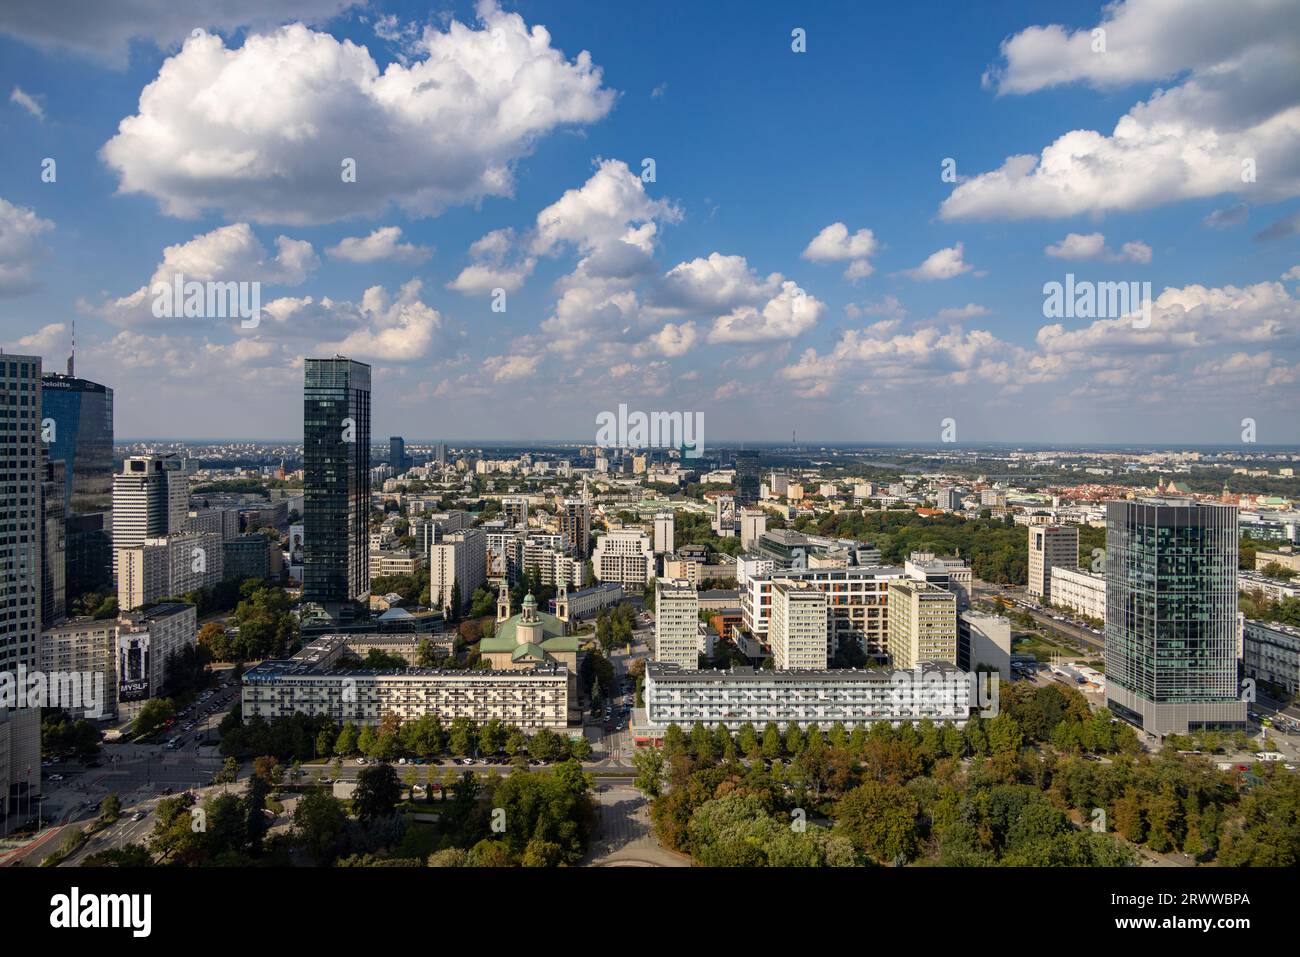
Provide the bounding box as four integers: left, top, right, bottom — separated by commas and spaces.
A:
0, 0, 1297, 444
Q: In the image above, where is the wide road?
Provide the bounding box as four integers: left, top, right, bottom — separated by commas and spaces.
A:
971, 579, 1105, 654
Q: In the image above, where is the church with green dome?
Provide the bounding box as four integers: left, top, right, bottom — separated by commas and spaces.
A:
480, 583, 580, 714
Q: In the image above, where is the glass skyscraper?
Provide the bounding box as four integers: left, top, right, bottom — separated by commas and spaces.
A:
1104, 497, 1246, 736
303, 358, 371, 623
40, 373, 114, 598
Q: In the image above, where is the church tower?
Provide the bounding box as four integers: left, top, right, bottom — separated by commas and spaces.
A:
497, 579, 511, 623
556, 581, 570, 633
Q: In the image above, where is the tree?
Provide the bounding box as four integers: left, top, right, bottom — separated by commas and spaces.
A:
133, 698, 175, 739
633, 746, 666, 798
571, 736, 593, 761
761, 722, 783, 760
293, 791, 347, 864
353, 763, 402, 824
835, 779, 920, 865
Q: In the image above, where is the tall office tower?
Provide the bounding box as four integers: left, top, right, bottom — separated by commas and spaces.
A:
388, 435, 406, 472
303, 357, 372, 623
112, 454, 187, 575
561, 498, 591, 558
428, 528, 486, 615
1028, 524, 1078, 604
653, 511, 674, 555
41, 457, 66, 628
739, 508, 767, 551
655, 578, 699, 668
887, 579, 958, 670
770, 579, 829, 670
1, 355, 44, 829
502, 497, 528, 529
733, 451, 761, 505
1104, 498, 1246, 736
41, 371, 113, 597
436, 442, 447, 468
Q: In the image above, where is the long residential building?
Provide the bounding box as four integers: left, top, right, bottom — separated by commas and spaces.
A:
637, 662, 971, 735
116, 531, 223, 611
1050, 566, 1107, 621
241, 660, 568, 729
1243, 619, 1300, 698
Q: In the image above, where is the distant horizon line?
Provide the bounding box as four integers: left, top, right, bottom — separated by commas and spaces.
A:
112, 438, 1300, 453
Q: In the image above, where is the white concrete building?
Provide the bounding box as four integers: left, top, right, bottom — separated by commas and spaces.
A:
241, 661, 568, 729
742, 566, 904, 660
739, 508, 767, 550
888, 579, 957, 669
638, 662, 971, 734
116, 531, 224, 612
958, 611, 1012, 682
1243, 619, 1300, 697
770, 580, 828, 670
1050, 566, 1106, 621
593, 528, 654, 592
1028, 524, 1079, 603
655, 578, 699, 668
653, 511, 675, 555
428, 527, 486, 616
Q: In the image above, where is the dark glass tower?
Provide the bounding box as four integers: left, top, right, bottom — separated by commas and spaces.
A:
303, 358, 371, 623
389, 435, 406, 471
40, 373, 114, 597
733, 451, 761, 506
1104, 497, 1246, 736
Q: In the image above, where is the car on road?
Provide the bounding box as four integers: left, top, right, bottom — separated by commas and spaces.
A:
132, 811, 146, 822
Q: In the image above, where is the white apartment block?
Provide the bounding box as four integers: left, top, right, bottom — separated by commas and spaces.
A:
1255, 548, 1300, 574
593, 528, 654, 591
1239, 571, 1300, 603
1243, 619, 1300, 697
428, 528, 486, 614
742, 566, 904, 661
186, 507, 241, 540
639, 662, 970, 733
655, 578, 700, 668
770, 580, 828, 670
1050, 566, 1107, 620
653, 511, 674, 555
241, 661, 568, 729
1028, 524, 1079, 603
887, 579, 957, 669
368, 549, 424, 579
117, 531, 223, 612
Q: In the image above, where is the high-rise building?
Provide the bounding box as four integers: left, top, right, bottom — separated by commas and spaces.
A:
936, 487, 962, 512
388, 435, 406, 472
303, 357, 371, 622
1104, 498, 1246, 735
560, 498, 591, 558
905, 551, 972, 611
770, 579, 828, 670
887, 579, 957, 670
435, 443, 448, 468
112, 455, 187, 576
117, 531, 224, 611
653, 511, 674, 556
41, 457, 66, 629
428, 528, 486, 616
1028, 524, 1078, 604
733, 451, 761, 505
654, 578, 699, 668
713, 494, 736, 537
1, 355, 44, 829
40, 372, 114, 598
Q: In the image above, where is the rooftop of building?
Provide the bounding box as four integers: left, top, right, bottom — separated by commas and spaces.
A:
646, 660, 961, 682
243, 659, 565, 682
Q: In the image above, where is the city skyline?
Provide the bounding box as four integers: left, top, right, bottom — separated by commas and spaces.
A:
0, 0, 1297, 444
